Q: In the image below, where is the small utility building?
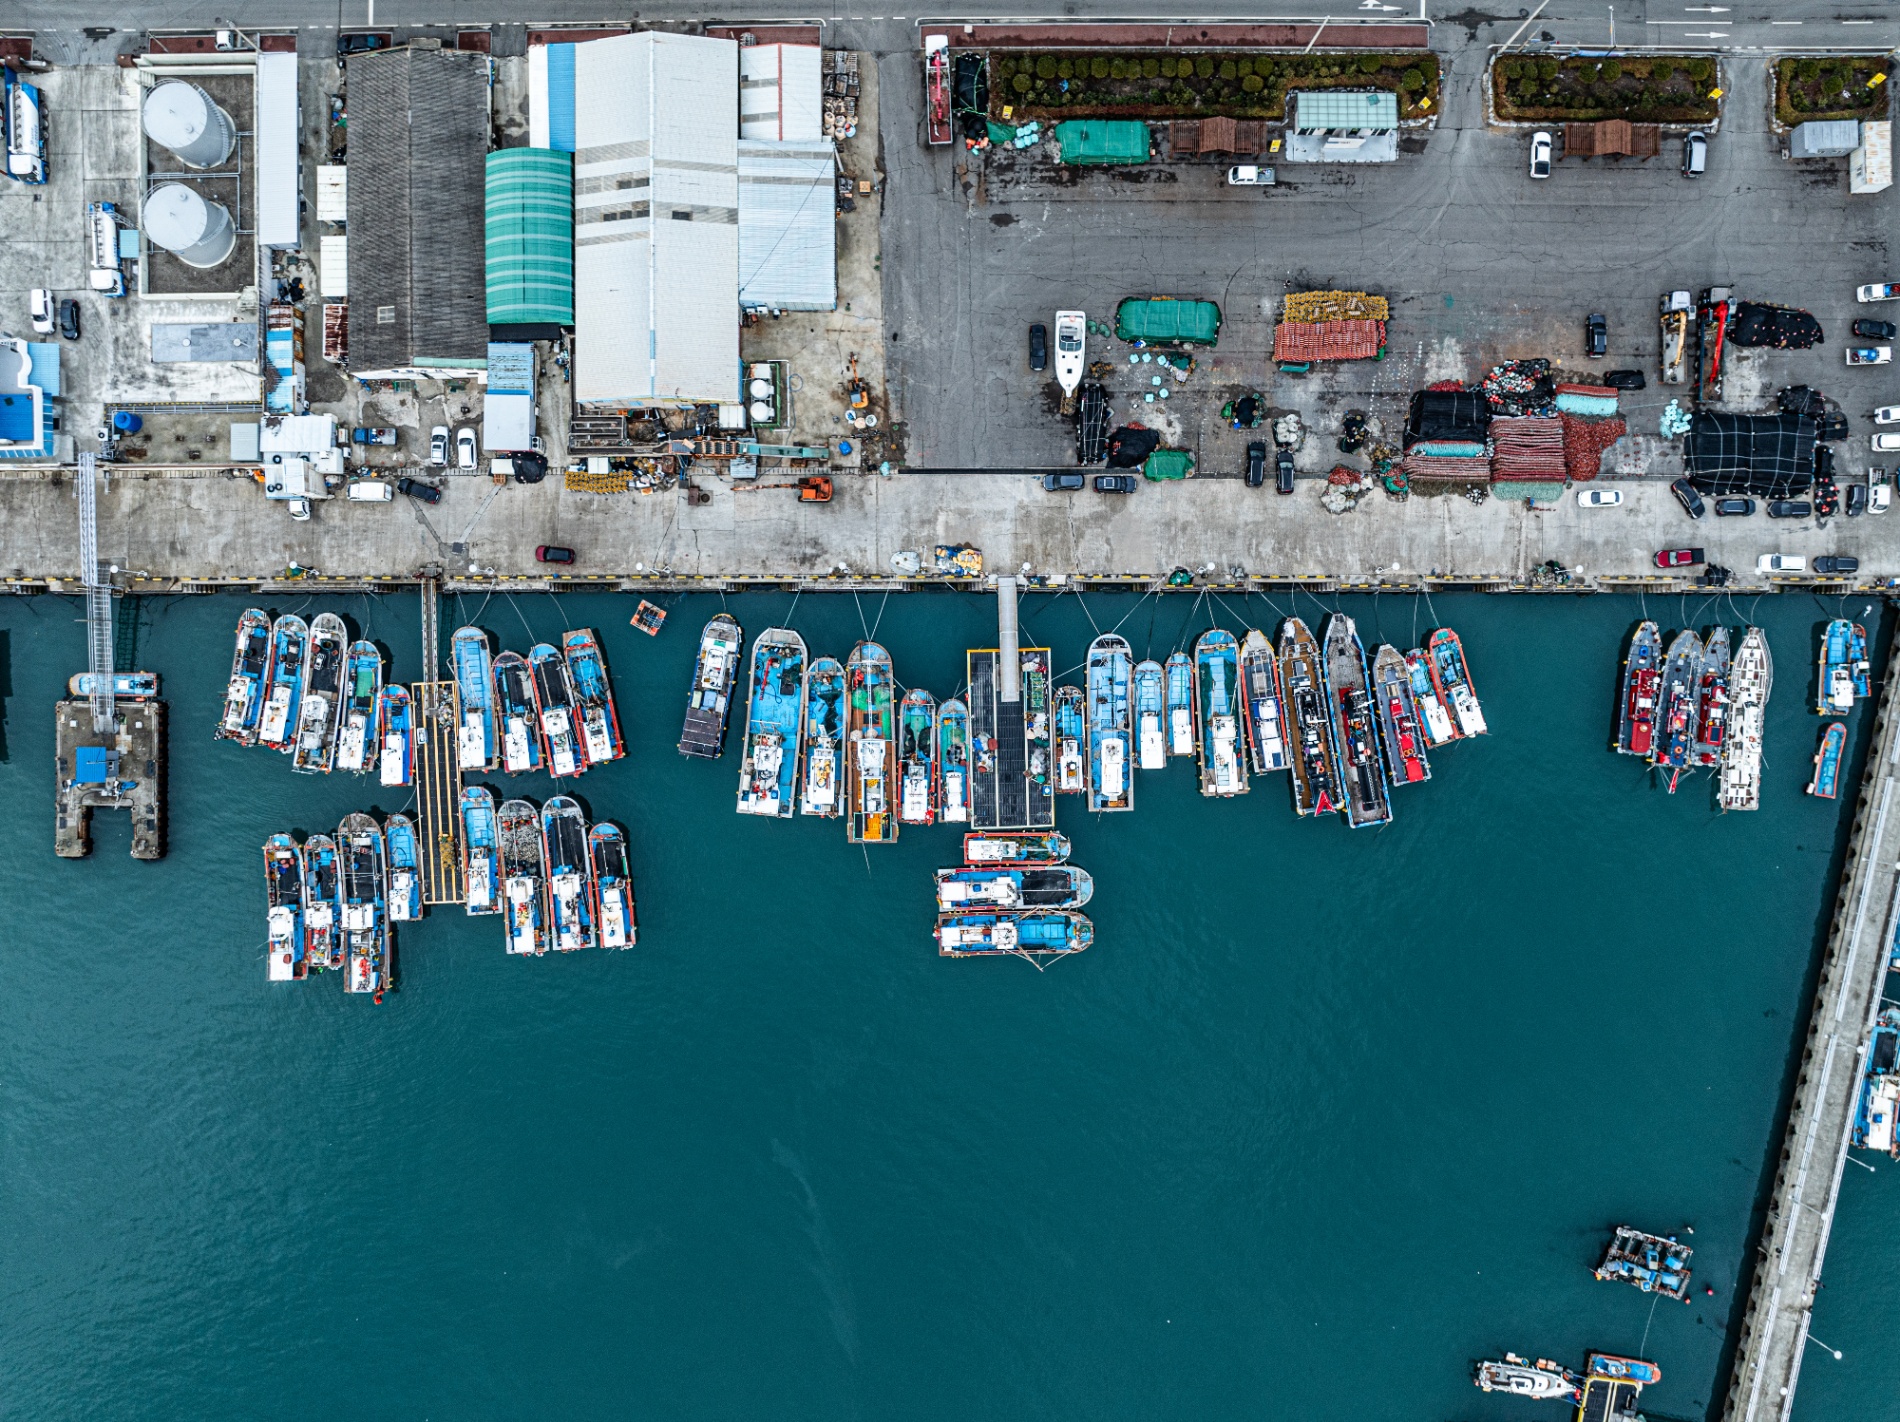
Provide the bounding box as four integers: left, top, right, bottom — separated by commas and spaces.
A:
346, 45, 491, 380
1285, 90, 1399, 164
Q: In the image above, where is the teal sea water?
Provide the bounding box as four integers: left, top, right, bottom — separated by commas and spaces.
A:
0, 587, 1892, 1420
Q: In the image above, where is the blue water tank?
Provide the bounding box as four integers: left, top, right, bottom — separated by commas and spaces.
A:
112, 411, 143, 433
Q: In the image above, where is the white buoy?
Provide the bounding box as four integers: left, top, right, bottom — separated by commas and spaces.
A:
143, 82, 236, 169
143, 183, 237, 268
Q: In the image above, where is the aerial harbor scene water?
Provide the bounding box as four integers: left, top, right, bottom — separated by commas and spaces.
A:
10, 9, 1900, 1418
6, 587, 1899, 1419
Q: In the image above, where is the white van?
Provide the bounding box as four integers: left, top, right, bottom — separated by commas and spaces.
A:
345, 480, 393, 503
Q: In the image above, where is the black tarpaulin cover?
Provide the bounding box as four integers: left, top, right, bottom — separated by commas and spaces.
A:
1106, 425, 1162, 468
1684, 411, 1818, 497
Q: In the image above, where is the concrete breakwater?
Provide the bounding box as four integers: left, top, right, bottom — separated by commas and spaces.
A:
1721, 659, 1900, 1422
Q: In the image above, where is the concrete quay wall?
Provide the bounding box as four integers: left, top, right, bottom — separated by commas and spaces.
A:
1721, 664, 1900, 1422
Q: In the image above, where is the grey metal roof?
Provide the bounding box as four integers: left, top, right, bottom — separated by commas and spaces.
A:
347, 47, 491, 371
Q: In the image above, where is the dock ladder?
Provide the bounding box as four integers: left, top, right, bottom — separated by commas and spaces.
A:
76, 453, 116, 733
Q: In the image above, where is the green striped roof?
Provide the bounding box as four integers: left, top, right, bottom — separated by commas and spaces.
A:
485, 148, 574, 326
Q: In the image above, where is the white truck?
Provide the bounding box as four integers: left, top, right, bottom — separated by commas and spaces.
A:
87, 202, 126, 297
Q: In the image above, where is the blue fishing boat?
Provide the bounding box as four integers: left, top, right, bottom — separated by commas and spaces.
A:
1165, 651, 1195, 757
263, 833, 306, 982
333, 640, 384, 774
1405, 646, 1458, 746
71, 671, 159, 699
217, 608, 272, 743
679, 614, 744, 759
460, 786, 502, 916
1372, 644, 1431, 786
562, 627, 625, 765
1585, 1355, 1661, 1387
938, 698, 972, 824
1818, 618, 1856, 714
500, 798, 548, 955
1087, 632, 1134, 812
963, 830, 1072, 865
1192, 629, 1248, 798
1053, 684, 1086, 793
1133, 659, 1166, 770
1851, 622, 1871, 698
493, 651, 543, 774
542, 796, 596, 952
846, 640, 899, 844
530, 642, 585, 777
4, 67, 47, 185
338, 812, 389, 997
935, 910, 1094, 958
452, 626, 498, 770
1852, 1006, 1900, 1155
800, 656, 847, 817
736, 626, 808, 818
589, 822, 637, 949
1427, 627, 1488, 737
1809, 721, 1847, 798
1279, 617, 1342, 818
898, 687, 939, 825
385, 813, 423, 923
1239, 629, 1289, 775
292, 613, 348, 775
378, 685, 413, 787
300, 833, 342, 970
1323, 613, 1392, 829
934, 865, 1094, 910
257, 614, 307, 751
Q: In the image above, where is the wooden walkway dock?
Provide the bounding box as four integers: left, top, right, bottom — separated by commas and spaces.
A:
967, 647, 1056, 832
411, 680, 465, 906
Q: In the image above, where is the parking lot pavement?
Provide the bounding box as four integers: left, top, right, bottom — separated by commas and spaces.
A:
879, 46, 1895, 481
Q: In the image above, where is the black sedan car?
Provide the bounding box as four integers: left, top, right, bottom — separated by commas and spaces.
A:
1584, 312, 1607, 359
1028, 323, 1048, 372
1853, 319, 1898, 341
1603, 369, 1646, 390
1714, 497, 1756, 517
1093, 474, 1138, 494
1767, 500, 1812, 519
57, 298, 80, 341
1671, 477, 1705, 519
1815, 555, 1860, 575
1041, 471, 1084, 492
1276, 449, 1295, 494
1245, 441, 1266, 487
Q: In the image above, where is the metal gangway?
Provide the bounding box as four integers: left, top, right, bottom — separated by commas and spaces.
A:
76, 453, 116, 733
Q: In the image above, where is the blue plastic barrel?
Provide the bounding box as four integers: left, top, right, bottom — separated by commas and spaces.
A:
112, 411, 143, 433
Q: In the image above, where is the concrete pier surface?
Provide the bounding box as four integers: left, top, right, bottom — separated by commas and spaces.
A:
1722, 667, 1900, 1422
53, 697, 164, 860
1, 468, 1891, 596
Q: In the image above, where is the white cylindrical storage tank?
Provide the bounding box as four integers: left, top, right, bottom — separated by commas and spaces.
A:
144, 183, 237, 269
143, 82, 236, 169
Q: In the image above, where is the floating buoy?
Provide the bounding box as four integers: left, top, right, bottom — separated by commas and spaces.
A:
373, 990, 384, 1004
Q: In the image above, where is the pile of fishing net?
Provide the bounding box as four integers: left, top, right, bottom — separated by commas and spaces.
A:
1488, 415, 1566, 480
1559, 413, 1626, 481
1482, 359, 1557, 418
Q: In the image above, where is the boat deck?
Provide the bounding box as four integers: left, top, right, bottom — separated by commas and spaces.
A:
678, 707, 728, 760
968, 648, 1056, 831
411, 681, 465, 905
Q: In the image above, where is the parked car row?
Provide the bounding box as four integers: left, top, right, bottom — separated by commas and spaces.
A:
1529, 130, 1706, 179
29, 289, 80, 340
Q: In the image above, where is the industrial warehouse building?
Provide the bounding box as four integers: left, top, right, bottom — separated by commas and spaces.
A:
529, 30, 837, 408
346, 45, 491, 380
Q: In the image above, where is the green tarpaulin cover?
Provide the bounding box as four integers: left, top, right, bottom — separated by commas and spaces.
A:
1056, 120, 1151, 166
1144, 450, 1194, 482
1115, 298, 1222, 347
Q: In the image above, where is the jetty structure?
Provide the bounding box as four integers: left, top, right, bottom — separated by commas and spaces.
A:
967, 575, 1055, 832
1720, 661, 1900, 1422
54, 454, 164, 860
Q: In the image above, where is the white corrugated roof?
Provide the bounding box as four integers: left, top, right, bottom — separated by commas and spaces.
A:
319, 234, 348, 297
254, 52, 300, 248
572, 31, 738, 406
738, 140, 836, 310
316, 165, 347, 223
740, 44, 823, 142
